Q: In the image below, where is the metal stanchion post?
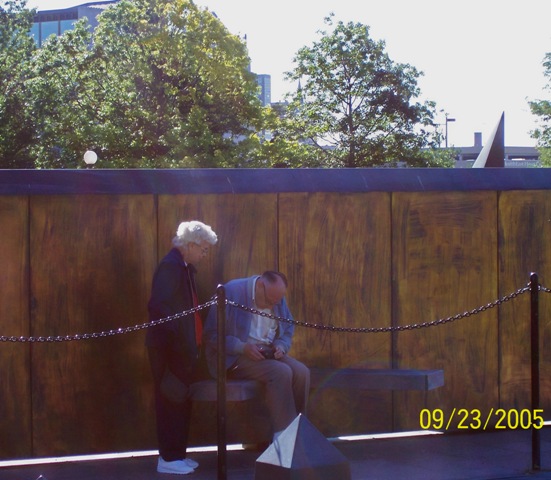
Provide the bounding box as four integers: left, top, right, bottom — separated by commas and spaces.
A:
216, 285, 227, 480
530, 272, 541, 471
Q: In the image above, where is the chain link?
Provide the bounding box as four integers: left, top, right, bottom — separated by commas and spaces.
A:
0, 300, 217, 343
228, 284, 532, 334
1, 282, 547, 343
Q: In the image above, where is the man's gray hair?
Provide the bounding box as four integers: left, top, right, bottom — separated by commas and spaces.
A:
172, 220, 218, 248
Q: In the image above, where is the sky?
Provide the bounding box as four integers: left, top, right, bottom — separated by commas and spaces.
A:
27, 0, 551, 147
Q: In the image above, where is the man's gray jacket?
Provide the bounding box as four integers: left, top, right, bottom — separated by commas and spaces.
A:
203, 275, 295, 378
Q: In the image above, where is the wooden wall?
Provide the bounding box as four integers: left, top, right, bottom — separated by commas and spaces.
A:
392, 191, 499, 429
1, 169, 550, 459
0, 196, 30, 458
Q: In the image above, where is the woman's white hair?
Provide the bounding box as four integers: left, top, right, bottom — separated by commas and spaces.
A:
172, 220, 218, 248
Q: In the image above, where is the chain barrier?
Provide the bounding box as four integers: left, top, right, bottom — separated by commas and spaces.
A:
228, 283, 533, 334
0, 300, 217, 344
2, 282, 549, 343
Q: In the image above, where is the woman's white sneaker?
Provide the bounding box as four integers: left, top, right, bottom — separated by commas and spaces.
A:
157, 457, 194, 475
184, 458, 199, 469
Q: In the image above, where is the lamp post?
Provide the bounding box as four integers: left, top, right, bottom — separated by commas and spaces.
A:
445, 115, 456, 148
83, 150, 98, 168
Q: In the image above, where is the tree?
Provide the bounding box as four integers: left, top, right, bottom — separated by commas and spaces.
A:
245, 104, 316, 168
530, 52, 551, 166
14, 0, 267, 168
0, 0, 36, 167
282, 16, 447, 168
86, 0, 265, 168
25, 20, 106, 168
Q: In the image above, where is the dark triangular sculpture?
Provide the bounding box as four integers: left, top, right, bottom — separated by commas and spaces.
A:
472, 112, 505, 167
254, 414, 351, 480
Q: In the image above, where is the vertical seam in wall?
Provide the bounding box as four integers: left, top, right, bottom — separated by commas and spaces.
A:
496, 190, 502, 409
27, 194, 34, 457
154, 193, 159, 265
276, 193, 280, 272
390, 191, 397, 369
389, 191, 396, 431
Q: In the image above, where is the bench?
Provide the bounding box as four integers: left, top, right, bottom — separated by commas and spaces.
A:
189, 367, 444, 446
190, 367, 444, 402
189, 367, 444, 448
190, 378, 261, 402
309, 367, 444, 391
189, 367, 444, 475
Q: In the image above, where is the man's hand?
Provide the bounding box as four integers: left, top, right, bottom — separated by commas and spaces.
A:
243, 343, 266, 361
274, 345, 285, 360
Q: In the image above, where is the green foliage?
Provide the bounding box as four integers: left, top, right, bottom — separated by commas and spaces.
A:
418, 147, 457, 168
0, 0, 36, 167
537, 147, 551, 167
2, 0, 267, 168
26, 21, 103, 167
282, 15, 444, 168
86, 0, 264, 168
245, 105, 319, 167
0, 3, 452, 169
530, 52, 551, 165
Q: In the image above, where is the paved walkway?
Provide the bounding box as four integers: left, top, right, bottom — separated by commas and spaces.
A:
2, 428, 551, 480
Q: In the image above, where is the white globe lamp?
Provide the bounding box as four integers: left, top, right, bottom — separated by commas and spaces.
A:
83, 150, 98, 166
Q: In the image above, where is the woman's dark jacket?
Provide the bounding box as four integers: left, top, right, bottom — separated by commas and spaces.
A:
146, 248, 200, 383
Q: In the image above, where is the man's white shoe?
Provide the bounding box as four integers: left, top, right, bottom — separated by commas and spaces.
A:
157, 457, 195, 475
184, 458, 199, 469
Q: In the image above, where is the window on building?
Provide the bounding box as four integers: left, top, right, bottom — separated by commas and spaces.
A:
40, 20, 58, 45
59, 19, 77, 35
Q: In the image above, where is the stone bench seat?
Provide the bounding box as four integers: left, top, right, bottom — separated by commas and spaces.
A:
190, 378, 261, 402
190, 367, 444, 402
310, 367, 444, 391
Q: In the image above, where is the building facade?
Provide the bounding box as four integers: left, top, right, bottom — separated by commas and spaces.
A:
31, 1, 118, 47
255, 74, 271, 106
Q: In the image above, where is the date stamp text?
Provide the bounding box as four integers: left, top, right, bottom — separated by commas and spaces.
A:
419, 408, 544, 431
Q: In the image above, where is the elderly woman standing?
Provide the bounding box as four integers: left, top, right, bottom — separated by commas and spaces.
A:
146, 220, 218, 475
